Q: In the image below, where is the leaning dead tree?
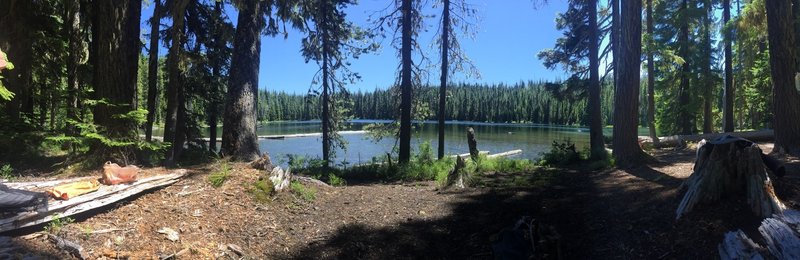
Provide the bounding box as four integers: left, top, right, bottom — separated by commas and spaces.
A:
676, 136, 786, 220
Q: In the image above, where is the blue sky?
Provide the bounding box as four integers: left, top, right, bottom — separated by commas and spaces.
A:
142, 0, 570, 94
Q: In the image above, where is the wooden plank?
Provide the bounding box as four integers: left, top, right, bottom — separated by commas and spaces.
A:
5, 176, 95, 190
0, 170, 187, 233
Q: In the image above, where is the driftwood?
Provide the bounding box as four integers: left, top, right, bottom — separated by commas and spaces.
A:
0, 170, 188, 233
488, 149, 523, 158
640, 130, 774, 148
718, 230, 765, 259
676, 138, 785, 220
251, 153, 275, 171
467, 127, 479, 160
268, 167, 292, 191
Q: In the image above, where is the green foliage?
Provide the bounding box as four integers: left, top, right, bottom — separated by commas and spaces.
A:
208, 161, 231, 188
249, 178, 275, 203
0, 47, 14, 101
327, 173, 346, 186
539, 139, 580, 166
44, 214, 74, 234
289, 181, 316, 202
0, 164, 14, 180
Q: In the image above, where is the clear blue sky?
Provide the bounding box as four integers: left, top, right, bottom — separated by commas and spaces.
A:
142, 0, 570, 94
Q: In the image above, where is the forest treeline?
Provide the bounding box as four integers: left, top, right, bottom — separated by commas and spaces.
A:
257, 81, 615, 126
1, 0, 799, 168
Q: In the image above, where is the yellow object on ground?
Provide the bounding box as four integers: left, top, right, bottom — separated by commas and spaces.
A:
46, 180, 101, 200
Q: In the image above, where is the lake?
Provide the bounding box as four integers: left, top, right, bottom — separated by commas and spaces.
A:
154, 120, 647, 167
255, 120, 598, 167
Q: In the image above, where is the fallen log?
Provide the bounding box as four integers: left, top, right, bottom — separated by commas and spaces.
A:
719, 210, 800, 259
0, 170, 188, 233
487, 150, 523, 159
640, 130, 774, 148
676, 136, 785, 220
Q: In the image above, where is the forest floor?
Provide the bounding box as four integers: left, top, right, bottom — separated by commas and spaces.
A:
3, 143, 800, 259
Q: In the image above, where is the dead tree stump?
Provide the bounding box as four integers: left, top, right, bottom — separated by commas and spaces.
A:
467, 127, 479, 160
446, 156, 467, 189
677, 136, 785, 220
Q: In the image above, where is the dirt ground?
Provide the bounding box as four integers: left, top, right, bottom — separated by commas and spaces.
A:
3, 143, 800, 259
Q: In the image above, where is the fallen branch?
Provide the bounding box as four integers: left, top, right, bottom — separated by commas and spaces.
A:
640, 130, 774, 148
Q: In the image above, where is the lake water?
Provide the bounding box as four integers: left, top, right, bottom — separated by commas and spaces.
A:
154, 120, 647, 167
255, 120, 596, 167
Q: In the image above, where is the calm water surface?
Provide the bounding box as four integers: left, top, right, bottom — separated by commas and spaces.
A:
256, 120, 596, 167
156, 120, 645, 167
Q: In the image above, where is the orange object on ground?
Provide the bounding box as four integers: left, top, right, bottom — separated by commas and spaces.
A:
46, 180, 101, 200
102, 161, 140, 185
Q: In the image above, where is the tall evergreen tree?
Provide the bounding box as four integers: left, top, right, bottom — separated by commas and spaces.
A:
765, 0, 800, 155
613, 0, 650, 166
645, 0, 659, 146
399, 0, 414, 164
722, 0, 734, 132
91, 0, 141, 140
145, 0, 163, 142
223, 0, 264, 161
163, 0, 190, 165
300, 0, 375, 165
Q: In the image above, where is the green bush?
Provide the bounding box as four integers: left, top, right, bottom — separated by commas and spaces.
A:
0, 164, 13, 180
327, 173, 347, 186
539, 139, 580, 166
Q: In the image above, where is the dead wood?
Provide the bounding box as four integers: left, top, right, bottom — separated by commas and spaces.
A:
677, 139, 785, 220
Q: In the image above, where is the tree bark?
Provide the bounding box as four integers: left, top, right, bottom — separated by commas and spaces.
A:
0, 0, 34, 121
163, 0, 189, 165
438, 0, 450, 160
612, 0, 649, 167
702, 0, 714, 134
765, 0, 800, 156
678, 0, 693, 135
588, 0, 605, 160
646, 0, 659, 146
399, 0, 413, 164
65, 0, 81, 137
222, 0, 262, 161
208, 1, 223, 153
145, 0, 162, 142
91, 0, 141, 139
467, 127, 478, 160
723, 0, 735, 132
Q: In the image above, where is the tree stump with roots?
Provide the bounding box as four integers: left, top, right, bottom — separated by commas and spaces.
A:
677, 136, 786, 220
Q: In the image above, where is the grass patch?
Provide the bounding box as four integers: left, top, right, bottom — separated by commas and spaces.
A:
249, 178, 276, 203
44, 214, 74, 234
290, 181, 316, 202
208, 161, 231, 188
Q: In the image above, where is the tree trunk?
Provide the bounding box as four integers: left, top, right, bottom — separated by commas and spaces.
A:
222, 0, 262, 161
321, 44, 331, 164
588, 0, 605, 160
91, 0, 141, 139
702, 0, 714, 134
611, 0, 620, 95
646, 0, 659, 146
678, 0, 693, 135
399, 0, 413, 164
163, 0, 189, 165
65, 0, 81, 137
438, 0, 450, 160
765, 0, 800, 156
0, 0, 33, 121
676, 139, 785, 220
723, 0, 735, 133
145, 0, 162, 142
208, 1, 223, 153
613, 0, 649, 167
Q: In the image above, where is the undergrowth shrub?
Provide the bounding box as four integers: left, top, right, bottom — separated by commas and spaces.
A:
538, 139, 580, 166
208, 161, 231, 188
249, 178, 275, 203
290, 181, 316, 202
